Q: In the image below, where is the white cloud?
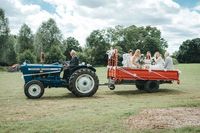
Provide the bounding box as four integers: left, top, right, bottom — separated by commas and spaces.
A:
194, 4, 200, 12
1, 0, 53, 34
1, 0, 200, 53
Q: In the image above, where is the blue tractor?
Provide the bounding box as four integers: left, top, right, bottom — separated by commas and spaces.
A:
20, 62, 99, 99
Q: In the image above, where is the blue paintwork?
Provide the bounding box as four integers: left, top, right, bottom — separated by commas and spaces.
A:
20, 62, 66, 87
20, 62, 96, 88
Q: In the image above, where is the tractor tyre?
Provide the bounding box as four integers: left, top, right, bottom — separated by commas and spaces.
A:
24, 80, 45, 99
144, 80, 159, 93
69, 68, 99, 97
66, 85, 72, 92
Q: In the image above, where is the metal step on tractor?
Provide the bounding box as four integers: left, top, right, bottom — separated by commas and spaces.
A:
20, 62, 99, 99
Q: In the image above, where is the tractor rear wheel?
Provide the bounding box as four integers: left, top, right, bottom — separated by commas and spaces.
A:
144, 80, 159, 93
69, 68, 99, 97
24, 80, 45, 99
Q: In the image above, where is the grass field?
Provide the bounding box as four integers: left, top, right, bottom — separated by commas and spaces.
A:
0, 64, 200, 133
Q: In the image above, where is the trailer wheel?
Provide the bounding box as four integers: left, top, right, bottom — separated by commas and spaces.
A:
136, 84, 145, 90
135, 80, 146, 90
144, 81, 159, 93
69, 68, 99, 97
24, 80, 45, 99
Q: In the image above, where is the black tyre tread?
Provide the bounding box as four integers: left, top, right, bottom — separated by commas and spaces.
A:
136, 84, 145, 90
24, 80, 45, 99
144, 80, 159, 93
69, 68, 99, 97
135, 80, 146, 90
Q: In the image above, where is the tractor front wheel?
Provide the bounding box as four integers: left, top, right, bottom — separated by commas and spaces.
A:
69, 69, 99, 97
24, 80, 45, 99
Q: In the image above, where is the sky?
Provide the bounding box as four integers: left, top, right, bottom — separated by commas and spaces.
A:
1, 0, 200, 54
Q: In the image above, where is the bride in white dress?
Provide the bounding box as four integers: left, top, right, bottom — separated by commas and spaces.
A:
150, 52, 164, 70
131, 49, 141, 68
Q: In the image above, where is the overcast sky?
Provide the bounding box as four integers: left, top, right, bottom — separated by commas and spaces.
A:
1, 0, 200, 53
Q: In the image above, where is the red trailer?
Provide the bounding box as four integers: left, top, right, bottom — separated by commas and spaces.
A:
107, 49, 180, 92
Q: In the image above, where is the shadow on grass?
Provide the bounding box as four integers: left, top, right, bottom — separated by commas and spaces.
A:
33, 88, 184, 100
39, 93, 103, 100
112, 88, 184, 96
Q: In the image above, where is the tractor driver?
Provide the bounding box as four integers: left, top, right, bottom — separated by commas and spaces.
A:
63, 50, 79, 79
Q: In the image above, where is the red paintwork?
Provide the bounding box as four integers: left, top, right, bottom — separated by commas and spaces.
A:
107, 49, 180, 83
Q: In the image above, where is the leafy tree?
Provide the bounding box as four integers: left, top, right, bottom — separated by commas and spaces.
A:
46, 45, 65, 64
17, 50, 36, 64
0, 8, 10, 65
83, 25, 167, 65
86, 30, 110, 65
78, 48, 94, 64
5, 35, 17, 65
63, 37, 82, 60
177, 38, 200, 63
34, 18, 62, 53
34, 18, 64, 63
107, 25, 167, 54
16, 24, 34, 53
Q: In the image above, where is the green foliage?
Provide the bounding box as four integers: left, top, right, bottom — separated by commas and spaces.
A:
5, 35, 17, 65
34, 18, 64, 63
17, 50, 36, 64
0, 8, 9, 50
85, 30, 110, 65
16, 24, 34, 53
46, 45, 65, 64
77, 50, 87, 63
0, 9, 170, 66
172, 58, 179, 65
63, 37, 81, 60
105, 25, 167, 55
0, 8, 10, 65
83, 25, 167, 65
177, 38, 200, 63
34, 18, 62, 54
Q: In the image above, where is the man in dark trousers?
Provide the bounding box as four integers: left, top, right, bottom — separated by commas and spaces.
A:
63, 50, 79, 79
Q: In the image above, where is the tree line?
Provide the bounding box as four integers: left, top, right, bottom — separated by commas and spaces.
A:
0, 8, 199, 66
173, 38, 200, 63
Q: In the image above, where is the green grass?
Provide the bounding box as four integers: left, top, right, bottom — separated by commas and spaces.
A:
0, 64, 200, 133
0, 66, 7, 72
